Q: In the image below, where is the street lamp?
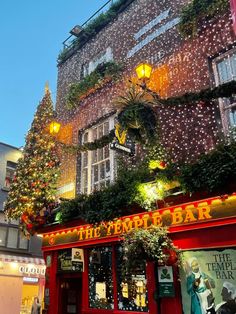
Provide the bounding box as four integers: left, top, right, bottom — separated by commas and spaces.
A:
49, 121, 61, 135
135, 63, 152, 80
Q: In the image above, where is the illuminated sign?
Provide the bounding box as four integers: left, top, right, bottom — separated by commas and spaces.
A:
42, 194, 236, 248
23, 277, 39, 283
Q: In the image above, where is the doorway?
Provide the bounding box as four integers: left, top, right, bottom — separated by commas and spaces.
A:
59, 277, 82, 314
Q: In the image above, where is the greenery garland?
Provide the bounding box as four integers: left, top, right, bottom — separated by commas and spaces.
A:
61, 130, 115, 153
61, 81, 236, 153
160, 81, 236, 106
55, 139, 236, 225
178, 0, 229, 38
66, 62, 123, 109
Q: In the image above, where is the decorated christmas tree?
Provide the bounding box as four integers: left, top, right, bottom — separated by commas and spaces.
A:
5, 85, 60, 236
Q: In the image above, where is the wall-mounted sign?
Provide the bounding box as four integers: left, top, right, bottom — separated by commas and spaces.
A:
58, 249, 83, 272
23, 277, 39, 283
19, 265, 45, 276
157, 266, 175, 297
43, 194, 236, 248
180, 249, 236, 314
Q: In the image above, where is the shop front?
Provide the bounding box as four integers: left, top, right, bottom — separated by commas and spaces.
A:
0, 254, 45, 314
40, 193, 236, 314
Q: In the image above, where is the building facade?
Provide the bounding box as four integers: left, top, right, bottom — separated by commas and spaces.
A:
40, 0, 236, 314
0, 142, 45, 314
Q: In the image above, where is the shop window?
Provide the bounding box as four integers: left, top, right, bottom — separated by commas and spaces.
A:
213, 49, 236, 133
88, 246, 114, 309
7, 227, 18, 248
115, 245, 148, 312
80, 117, 115, 194
5, 161, 17, 188
19, 235, 29, 250
0, 226, 7, 246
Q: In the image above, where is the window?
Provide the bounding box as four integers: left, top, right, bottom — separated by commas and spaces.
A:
88, 246, 114, 310
0, 227, 7, 246
5, 161, 17, 188
7, 227, 18, 248
0, 225, 29, 250
88, 47, 113, 74
213, 49, 236, 132
80, 117, 115, 194
116, 245, 148, 312
87, 245, 149, 312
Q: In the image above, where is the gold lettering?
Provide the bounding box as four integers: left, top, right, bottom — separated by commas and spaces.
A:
78, 229, 85, 240
133, 217, 143, 229
172, 208, 183, 225
107, 223, 114, 236
184, 208, 197, 223
114, 222, 122, 235
85, 228, 94, 239
198, 206, 212, 220
142, 214, 150, 229
122, 219, 133, 233
152, 212, 162, 227
94, 227, 101, 238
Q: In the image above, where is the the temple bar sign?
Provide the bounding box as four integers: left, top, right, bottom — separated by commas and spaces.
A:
43, 194, 236, 247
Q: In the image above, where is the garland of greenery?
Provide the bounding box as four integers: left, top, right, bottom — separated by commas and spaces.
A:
58, 0, 135, 64
178, 0, 229, 38
66, 62, 123, 109
61, 130, 115, 153
160, 81, 236, 106
55, 140, 236, 225
61, 81, 236, 153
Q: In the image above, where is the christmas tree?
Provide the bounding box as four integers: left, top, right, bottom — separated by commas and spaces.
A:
5, 85, 60, 236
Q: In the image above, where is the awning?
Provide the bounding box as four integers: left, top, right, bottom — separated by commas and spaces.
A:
0, 254, 45, 265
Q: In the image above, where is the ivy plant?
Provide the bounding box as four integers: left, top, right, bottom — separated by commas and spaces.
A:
178, 0, 229, 38
65, 61, 123, 109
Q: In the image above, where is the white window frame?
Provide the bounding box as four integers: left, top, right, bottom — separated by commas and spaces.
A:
213, 48, 236, 132
80, 116, 115, 194
5, 160, 17, 188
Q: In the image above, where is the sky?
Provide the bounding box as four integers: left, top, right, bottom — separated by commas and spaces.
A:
0, 0, 108, 148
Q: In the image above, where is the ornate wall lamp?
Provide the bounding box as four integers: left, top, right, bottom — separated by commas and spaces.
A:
49, 121, 61, 135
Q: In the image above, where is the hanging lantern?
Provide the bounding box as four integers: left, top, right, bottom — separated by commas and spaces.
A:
49, 121, 61, 135
135, 63, 152, 80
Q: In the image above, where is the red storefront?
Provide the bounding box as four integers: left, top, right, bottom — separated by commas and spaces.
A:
40, 193, 236, 314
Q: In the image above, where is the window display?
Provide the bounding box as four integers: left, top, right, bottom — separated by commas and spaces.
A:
88, 246, 114, 309
116, 245, 148, 312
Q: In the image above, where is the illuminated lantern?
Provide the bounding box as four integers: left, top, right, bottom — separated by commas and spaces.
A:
135, 63, 152, 80
49, 121, 61, 135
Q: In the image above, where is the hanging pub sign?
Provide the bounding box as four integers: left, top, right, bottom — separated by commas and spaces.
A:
110, 123, 135, 156
58, 248, 84, 272
157, 266, 175, 297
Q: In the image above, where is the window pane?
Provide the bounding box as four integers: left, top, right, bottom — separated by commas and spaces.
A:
7, 228, 18, 248
217, 59, 231, 83
92, 150, 98, 163
229, 54, 236, 77
104, 122, 109, 135
105, 160, 110, 177
88, 247, 114, 309
0, 227, 7, 246
104, 145, 109, 159
116, 245, 148, 312
19, 236, 28, 249
83, 132, 88, 143
83, 152, 88, 167
98, 125, 103, 138
229, 108, 236, 127
98, 149, 103, 161
100, 163, 105, 180
93, 165, 99, 183
93, 128, 97, 141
